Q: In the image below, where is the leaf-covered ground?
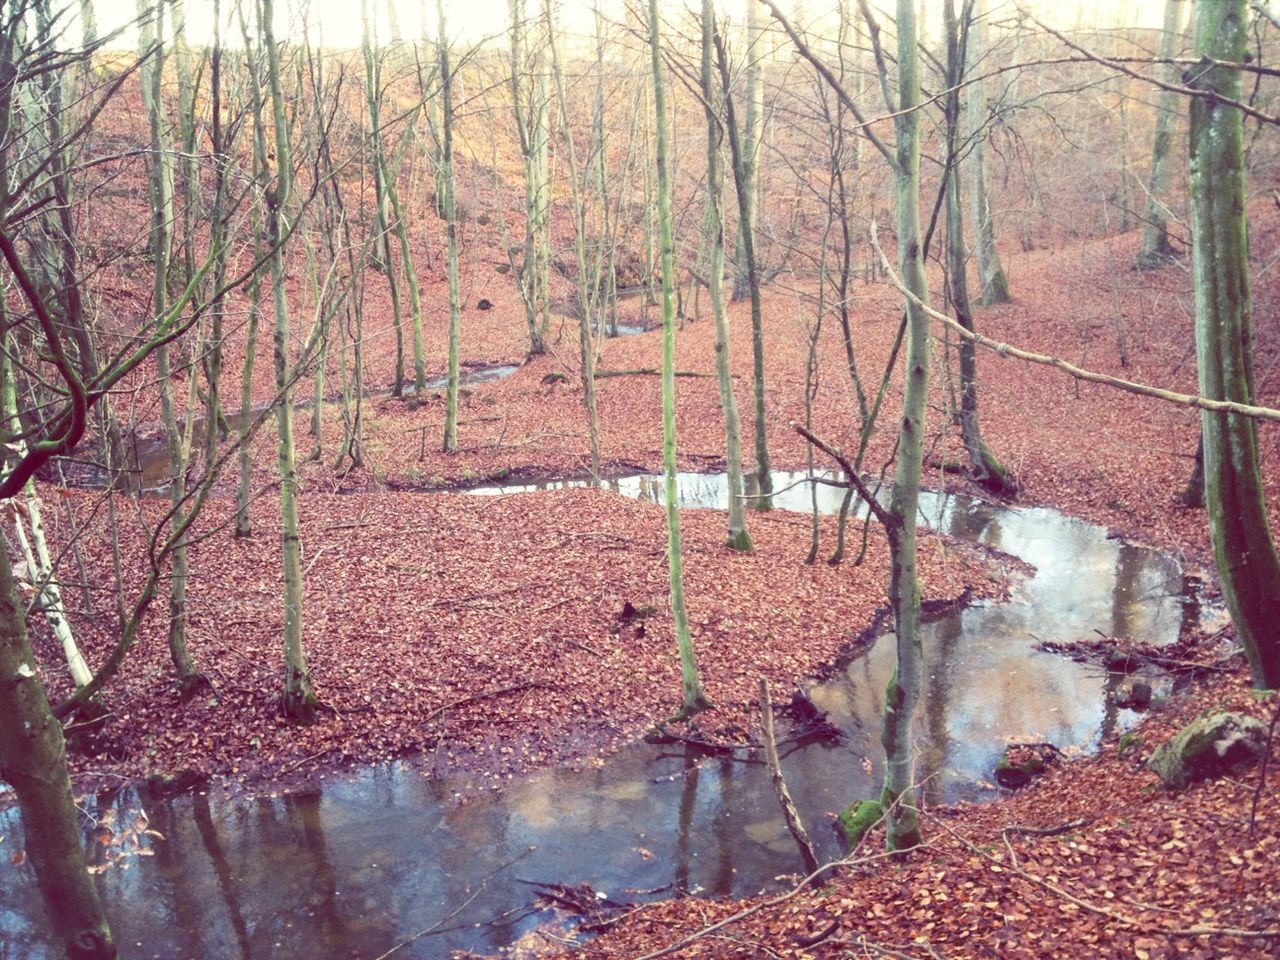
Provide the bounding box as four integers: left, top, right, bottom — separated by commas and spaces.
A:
41, 485, 1000, 792
24, 133, 1280, 955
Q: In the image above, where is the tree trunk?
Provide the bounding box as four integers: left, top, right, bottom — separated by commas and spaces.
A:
1136, 0, 1187, 267
138, 0, 201, 687
546, 0, 602, 480
732, 0, 763, 302
3, 345, 92, 688
702, 0, 750, 551
880, 0, 928, 851
945, 0, 1013, 495
716, 32, 772, 508
650, 0, 708, 716
966, 0, 1010, 305
0, 543, 115, 959
361, 0, 408, 397
1189, 0, 1280, 689
259, 0, 318, 721
439, 0, 462, 453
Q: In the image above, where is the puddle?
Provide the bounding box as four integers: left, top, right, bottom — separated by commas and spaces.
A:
0, 472, 1193, 958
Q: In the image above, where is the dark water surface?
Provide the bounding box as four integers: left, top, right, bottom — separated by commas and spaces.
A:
0, 472, 1191, 959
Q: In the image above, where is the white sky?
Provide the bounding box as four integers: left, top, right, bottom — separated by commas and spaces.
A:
79, 0, 1175, 50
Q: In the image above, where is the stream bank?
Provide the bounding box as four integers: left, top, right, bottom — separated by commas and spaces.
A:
0, 472, 1208, 959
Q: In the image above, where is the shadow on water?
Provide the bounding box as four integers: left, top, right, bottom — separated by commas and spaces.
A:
0, 471, 1194, 958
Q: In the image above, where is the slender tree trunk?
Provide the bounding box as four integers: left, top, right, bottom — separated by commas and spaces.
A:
702, 0, 750, 551
258, 0, 318, 721
235, 2, 266, 538
879, 0, 928, 851
650, 0, 708, 717
509, 0, 549, 356
716, 36, 772, 508
438, 0, 462, 453
1136, 0, 1187, 266
945, 0, 1013, 495
546, 0, 601, 480
362, 0, 407, 398
732, 0, 763, 302
138, 0, 201, 687
1189, 0, 1280, 689
966, 0, 1009, 305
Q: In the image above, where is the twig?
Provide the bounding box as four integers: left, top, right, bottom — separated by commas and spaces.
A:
790, 421, 897, 529
595, 367, 716, 378
370, 848, 534, 959
866, 223, 1280, 423
420, 681, 549, 728
759, 679, 821, 874
280, 747, 335, 774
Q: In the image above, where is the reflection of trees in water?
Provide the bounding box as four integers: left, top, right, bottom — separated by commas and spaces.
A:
146, 800, 208, 958
191, 792, 251, 959
674, 749, 699, 893
920, 612, 962, 809
439, 784, 514, 955
943, 500, 1000, 548
1111, 543, 1143, 640
1178, 573, 1200, 639
711, 755, 735, 897
287, 795, 352, 956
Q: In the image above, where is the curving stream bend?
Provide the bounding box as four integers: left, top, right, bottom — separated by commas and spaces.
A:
0, 472, 1194, 959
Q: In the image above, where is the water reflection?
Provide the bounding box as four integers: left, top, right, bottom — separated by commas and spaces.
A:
1, 473, 1191, 958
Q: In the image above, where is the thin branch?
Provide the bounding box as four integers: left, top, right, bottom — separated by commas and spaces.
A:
791, 421, 898, 529
866, 224, 1280, 424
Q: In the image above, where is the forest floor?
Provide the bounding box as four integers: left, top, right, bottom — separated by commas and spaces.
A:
28, 197, 1280, 955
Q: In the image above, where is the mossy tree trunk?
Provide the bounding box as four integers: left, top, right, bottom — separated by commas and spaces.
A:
361, 0, 408, 397
879, 0, 928, 851
716, 29, 771, 508
650, 0, 709, 716
258, 0, 318, 721
702, 0, 750, 551
1189, 0, 1280, 689
138, 0, 202, 689
0, 545, 115, 959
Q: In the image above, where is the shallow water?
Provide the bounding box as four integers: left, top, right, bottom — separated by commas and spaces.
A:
0, 472, 1191, 959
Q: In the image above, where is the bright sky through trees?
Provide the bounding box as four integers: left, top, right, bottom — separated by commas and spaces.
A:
83, 0, 1173, 48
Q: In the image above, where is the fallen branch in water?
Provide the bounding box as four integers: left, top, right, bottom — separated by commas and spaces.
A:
760, 678, 821, 874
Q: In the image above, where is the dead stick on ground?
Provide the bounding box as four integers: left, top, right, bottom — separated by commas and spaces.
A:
759, 678, 821, 874
421, 681, 549, 728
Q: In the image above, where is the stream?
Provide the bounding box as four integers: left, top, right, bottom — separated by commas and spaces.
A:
0, 472, 1194, 959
